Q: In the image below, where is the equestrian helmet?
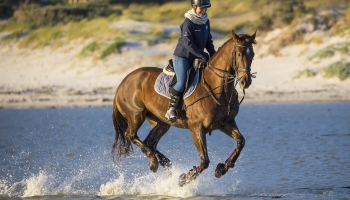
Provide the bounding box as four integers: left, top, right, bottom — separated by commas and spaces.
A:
191, 0, 211, 8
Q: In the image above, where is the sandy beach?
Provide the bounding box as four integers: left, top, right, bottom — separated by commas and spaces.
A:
0, 20, 349, 109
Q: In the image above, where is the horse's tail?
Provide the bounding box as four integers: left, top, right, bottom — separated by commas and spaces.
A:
112, 100, 132, 163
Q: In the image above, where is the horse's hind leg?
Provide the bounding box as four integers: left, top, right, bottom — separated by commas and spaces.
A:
124, 110, 159, 172
216, 119, 245, 178
144, 116, 172, 172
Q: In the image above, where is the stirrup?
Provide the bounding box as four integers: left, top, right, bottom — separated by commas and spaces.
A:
165, 107, 177, 121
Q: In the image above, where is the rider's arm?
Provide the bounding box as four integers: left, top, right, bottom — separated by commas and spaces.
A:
181, 19, 209, 60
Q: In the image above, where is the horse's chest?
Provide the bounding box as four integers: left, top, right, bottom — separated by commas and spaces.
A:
203, 106, 236, 128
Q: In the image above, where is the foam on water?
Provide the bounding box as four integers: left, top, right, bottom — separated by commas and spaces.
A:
98, 168, 199, 198
0, 167, 216, 198
22, 171, 49, 197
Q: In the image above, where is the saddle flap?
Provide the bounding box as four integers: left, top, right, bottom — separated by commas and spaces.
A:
163, 59, 175, 76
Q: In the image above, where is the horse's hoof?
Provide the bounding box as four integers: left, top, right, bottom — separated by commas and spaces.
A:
164, 164, 172, 178
178, 173, 186, 187
165, 170, 172, 178
149, 157, 159, 173
215, 163, 226, 178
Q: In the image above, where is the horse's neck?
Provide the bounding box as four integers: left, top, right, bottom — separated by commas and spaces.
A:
204, 42, 235, 96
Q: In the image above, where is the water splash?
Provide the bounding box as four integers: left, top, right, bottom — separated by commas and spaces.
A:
98, 174, 126, 196
98, 168, 199, 198
1, 167, 203, 198
22, 171, 49, 197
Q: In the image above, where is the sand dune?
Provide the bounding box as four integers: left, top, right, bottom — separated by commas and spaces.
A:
0, 20, 349, 108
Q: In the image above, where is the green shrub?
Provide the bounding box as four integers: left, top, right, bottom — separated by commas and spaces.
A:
274, 0, 307, 24
13, 4, 44, 28
256, 14, 274, 32
293, 69, 317, 79
99, 38, 125, 59
322, 62, 350, 80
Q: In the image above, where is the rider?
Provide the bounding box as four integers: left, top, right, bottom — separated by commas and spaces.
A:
165, 0, 216, 121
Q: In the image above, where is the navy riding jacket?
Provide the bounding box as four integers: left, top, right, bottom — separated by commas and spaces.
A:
173, 18, 216, 63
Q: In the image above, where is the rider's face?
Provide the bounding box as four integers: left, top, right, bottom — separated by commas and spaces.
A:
195, 7, 207, 17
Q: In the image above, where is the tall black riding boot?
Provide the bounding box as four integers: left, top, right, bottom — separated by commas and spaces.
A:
165, 88, 182, 121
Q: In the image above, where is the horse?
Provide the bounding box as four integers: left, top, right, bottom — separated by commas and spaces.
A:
112, 30, 257, 187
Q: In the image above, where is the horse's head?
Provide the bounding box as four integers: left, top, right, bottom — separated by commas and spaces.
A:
231, 30, 257, 89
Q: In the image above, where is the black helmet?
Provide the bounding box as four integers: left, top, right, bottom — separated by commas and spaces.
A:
191, 0, 211, 8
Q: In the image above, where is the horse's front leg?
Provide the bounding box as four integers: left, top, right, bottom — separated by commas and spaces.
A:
179, 127, 209, 187
216, 120, 245, 178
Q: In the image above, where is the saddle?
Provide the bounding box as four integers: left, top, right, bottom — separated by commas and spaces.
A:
163, 59, 204, 93
154, 59, 202, 100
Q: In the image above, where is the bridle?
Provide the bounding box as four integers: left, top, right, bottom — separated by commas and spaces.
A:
183, 43, 256, 125
208, 44, 255, 79
232, 44, 256, 79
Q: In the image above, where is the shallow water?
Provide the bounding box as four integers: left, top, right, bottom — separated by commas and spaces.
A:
0, 103, 349, 199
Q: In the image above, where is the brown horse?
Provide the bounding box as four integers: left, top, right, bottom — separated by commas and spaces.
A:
112, 30, 257, 187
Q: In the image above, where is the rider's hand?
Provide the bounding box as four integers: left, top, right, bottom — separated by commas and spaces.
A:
198, 58, 206, 69
204, 53, 210, 62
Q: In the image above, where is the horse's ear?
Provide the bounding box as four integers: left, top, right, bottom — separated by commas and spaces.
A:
251, 30, 257, 40
232, 30, 238, 41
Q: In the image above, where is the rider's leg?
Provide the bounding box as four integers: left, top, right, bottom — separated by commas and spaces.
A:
173, 55, 191, 92
165, 56, 190, 121
165, 88, 182, 121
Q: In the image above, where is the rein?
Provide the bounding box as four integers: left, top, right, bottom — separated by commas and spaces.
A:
183, 44, 256, 123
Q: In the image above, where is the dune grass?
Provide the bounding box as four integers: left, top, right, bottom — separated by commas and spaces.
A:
10, 17, 127, 50
80, 42, 100, 57
309, 42, 350, 61
121, 2, 187, 24
309, 48, 335, 61
17, 25, 63, 48
293, 62, 350, 81
0, 20, 32, 33
64, 18, 122, 41
79, 37, 125, 60
99, 38, 125, 59
322, 62, 350, 80
1, 30, 24, 41
1, 0, 349, 58
293, 69, 317, 79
